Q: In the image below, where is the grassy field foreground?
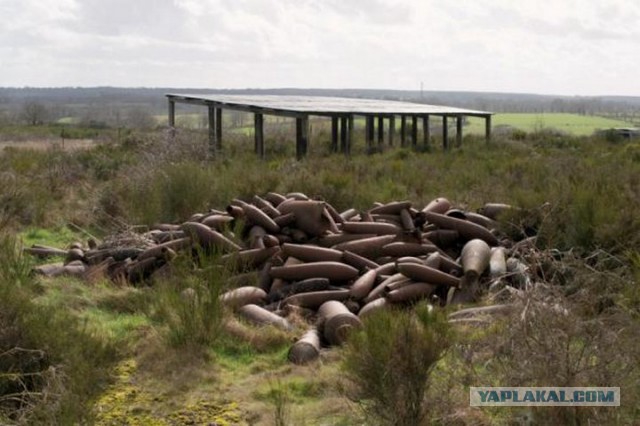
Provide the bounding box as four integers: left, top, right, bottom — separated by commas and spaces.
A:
1, 129, 640, 424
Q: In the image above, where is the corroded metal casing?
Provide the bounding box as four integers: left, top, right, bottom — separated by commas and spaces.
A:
220, 286, 267, 308
318, 301, 362, 346
288, 328, 321, 364
422, 197, 452, 214
238, 304, 291, 330
461, 239, 491, 278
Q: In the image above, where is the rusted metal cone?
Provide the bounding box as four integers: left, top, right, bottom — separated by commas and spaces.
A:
265, 192, 288, 207
242, 204, 280, 234
33, 262, 65, 277
324, 203, 345, 225
369, 201, 412, 215
278, 200, 330, 237
137, 237, 191, 262
349, 269, 378, 300
274, 212, 296, 228
332, 235, 396, 259
358, 297, 388, 317
65, 248, 85, 264
221, 246, 280, 269
220, 286, 267, 308
373, 261, 397, 276
238, 304, 291, 330
489, 247, 507, 278
288, 328, 321, 365
461, 239, 491, 279
181, 222, 242, 253
270, 261, 359, 281
424, 230, 459, 249
252, 195, 281, 218
465, 212, 497, 230
341, 250, 380, 271
281, 243, 343, 263
386, 283, 436, 303
318, 233, 376, 247
200, 214, 234, 230
226, 205, 244, 219
423, 252, 441, 269
342, 222, 401, 235
283, 289, 350, 309
339, 208, 359, 221
423, 211, 499, 246
382, 242, 437, 257
363, 273, 406, 303
422, 197, 451, 214
318, 301, 362, 346
478, 203, 514, 220
397, 262, 460, 287
384, 277, 412, 292
268, 277, 331, 303
399, 209, 415, 232
24, 246, 68, 258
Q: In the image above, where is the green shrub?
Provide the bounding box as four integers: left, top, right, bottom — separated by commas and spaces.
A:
341, 304, 452, 426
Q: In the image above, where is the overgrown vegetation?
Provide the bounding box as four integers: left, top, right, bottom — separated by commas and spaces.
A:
342, 304, 452, 426
1, 122, 639, 424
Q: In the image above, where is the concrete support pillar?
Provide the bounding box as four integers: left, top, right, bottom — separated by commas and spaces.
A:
254, 113, 264, 159
456, 115, 463, 148
423, 115, 430, 150
331, 116, 339, 153
208, 104, 217, 157
340, 116, 348, 154
389, 116, 395, 146
411, 116, 418, 147
296, 116, 309, 160
400, 115, 407, 147
215, 108, 222, 151
443, 116, 449, 151
485, 115, 492, 142
365, 116, 374, 154
377, 116, 384, 151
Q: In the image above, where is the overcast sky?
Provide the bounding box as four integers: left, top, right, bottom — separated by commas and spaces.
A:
1, 0, 639, 96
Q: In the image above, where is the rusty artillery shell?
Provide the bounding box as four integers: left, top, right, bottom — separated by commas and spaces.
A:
268, 277, 332, 303
386, 283, 436, 303
318, 301, 362, 346
324, 202, 345, 225
464, 212, 497, 230
181, 222, 242, 253
318, 233, 377, 247
65, 248, 85, 264
238, 304, 291, 330
263, 235, 280, 248
478, 203, 514, 220
399, 209, 415, 232
270, 261, 359, 281
358, 297, 388, 317
220, 286, 267, 308
489, 247, 507, 278
396, 256, 426, 264
423, 211, 499, 246
137, 237, 192, 261
24, 246, 68, 258
288, 329, 321, 364
249, 226, 267, 249
252, 195, 281, 218
282, 243, 343, 263
423, 230, 460, 249
201, 214, 234, 231
278, 200, 330, 237
382, 242, 437, 257
221, 246, 280, 269
154, 223, 182, 232
342, 221, 401, 235
226, 205, 245, 219
461, 239, 491, 279
364, 273, 407, 303
422, 197, 451, 214
242, 204, 280, 234
339, 208, 359, 221
369, 201, 412, 215
341, 250, 380, 271
332, 235, 396, 259
126, 257, 158, 282
397, 262, 460, 287
349, 269, 378, 300
272, 212, 295, 228
265, 192, 288, 206
373, 261, 397, 276
283, 289, 350, 309
286, 192, 310, 200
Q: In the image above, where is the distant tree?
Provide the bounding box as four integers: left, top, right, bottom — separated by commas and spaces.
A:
21, 101, 48, 126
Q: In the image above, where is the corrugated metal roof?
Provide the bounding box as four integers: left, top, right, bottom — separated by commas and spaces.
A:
166, 94, 492, 116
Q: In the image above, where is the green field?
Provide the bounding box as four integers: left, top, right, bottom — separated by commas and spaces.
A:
466, 113, 633, 136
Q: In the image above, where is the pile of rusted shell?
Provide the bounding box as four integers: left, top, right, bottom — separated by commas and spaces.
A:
26, 192, 539, 364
